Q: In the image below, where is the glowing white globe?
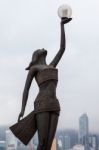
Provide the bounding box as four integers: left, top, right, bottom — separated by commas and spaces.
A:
58, 4, 72, 18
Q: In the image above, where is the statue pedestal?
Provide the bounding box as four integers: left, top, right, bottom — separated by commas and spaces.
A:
51, 138, 57, 150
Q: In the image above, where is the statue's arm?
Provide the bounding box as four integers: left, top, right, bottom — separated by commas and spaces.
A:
21, 70, 33, 111
18, 67, 36, 121
49, 18, 72, 67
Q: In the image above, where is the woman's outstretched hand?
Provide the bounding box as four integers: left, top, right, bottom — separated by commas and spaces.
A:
18, 109, 25, 122
61, 17, 72, 24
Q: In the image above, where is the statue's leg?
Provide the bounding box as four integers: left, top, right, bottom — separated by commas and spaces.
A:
45, 111, 59, 150
36, 112, 50, 150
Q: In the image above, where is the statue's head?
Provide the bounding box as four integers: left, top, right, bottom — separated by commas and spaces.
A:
25, 48, 47, 70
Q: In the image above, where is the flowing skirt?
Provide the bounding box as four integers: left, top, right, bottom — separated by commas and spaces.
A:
9, 110, 37, 145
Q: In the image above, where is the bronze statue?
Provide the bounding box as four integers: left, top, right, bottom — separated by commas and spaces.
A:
10, 17, 72, 149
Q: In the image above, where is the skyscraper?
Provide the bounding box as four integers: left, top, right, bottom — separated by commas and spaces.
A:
58, 135, 64, 150
64, 135, 70, 150
79, 114, 89, 145
0, 141, 6, 150
6, 130, 17, 150
89, 134, 98, 150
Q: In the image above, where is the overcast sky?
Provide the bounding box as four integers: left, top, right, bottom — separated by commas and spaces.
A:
0, 0, 99, 133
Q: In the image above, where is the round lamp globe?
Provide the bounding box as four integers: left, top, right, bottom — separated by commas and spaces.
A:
58, 4, 72, 18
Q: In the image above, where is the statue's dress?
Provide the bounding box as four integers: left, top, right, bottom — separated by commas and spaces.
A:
10, 68, 61, 145
34, 67, 60, 115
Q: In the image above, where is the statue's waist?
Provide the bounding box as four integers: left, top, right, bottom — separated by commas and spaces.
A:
35, 92, 57, 101
34, 96, 59, 107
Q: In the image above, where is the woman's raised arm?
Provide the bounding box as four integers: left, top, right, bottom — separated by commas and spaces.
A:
49, 17, 72, 67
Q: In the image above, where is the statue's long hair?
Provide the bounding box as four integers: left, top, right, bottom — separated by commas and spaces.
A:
25, 50, 40, 70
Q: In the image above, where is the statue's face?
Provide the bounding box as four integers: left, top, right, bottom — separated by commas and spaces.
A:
38, 48, 47, 56
32, 48, 47, 62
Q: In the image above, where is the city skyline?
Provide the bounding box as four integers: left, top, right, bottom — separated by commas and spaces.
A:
79, 114, 89, 144
0, 0, 99, 133
0, 113, 99, 150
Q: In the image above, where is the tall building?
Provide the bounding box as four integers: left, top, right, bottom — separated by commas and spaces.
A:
58, 135, 64, 150
79, 114, 89, 145
89, 134, 98, 150
0, 126, 7, 141
6, 130, 17, 150
64, 135, 70, 150
0, 141, 6, 150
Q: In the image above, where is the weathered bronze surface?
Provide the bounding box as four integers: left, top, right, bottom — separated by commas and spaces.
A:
10, 17, 72, 149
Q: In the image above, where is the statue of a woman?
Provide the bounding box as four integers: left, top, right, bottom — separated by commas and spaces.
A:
10, 17, 72, 150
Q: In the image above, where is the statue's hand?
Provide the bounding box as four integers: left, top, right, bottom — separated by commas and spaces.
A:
61, 17, 72, 24
18, 109, 24, 122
